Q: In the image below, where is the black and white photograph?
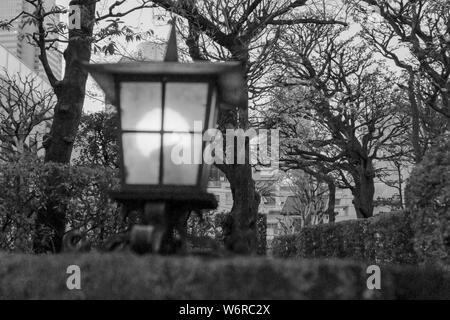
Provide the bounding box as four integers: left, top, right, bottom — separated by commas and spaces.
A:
0, 0, 449, 305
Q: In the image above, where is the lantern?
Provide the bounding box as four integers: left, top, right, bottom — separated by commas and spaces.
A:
84, 26, 244, 211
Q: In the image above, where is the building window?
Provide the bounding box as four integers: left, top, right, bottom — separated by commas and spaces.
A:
267, 223, 278, 232
208, 166, 221, 187
208, 165, 227, 186
225, 193, 233, 205
343, 206, 349, 216
263, 196, 276, 206
208, 180, 221, 188
208, 166, 220, 181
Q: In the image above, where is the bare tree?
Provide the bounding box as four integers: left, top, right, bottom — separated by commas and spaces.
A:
284, 170, 328, 228
376, 159, 407, 210
0, 71, 54, 161
267, 23, 410, 218
352, 0, 450, 162
352, 0, 450, 120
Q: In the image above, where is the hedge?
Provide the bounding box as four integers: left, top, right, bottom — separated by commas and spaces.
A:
0, 253, 449, 299
406, 134, 450, 268
0, 157, 125, 253
272, 212, 417, 265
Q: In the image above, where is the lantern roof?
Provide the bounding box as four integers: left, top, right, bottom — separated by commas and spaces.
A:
164, 20, 179, 62
83, 61, 245, 107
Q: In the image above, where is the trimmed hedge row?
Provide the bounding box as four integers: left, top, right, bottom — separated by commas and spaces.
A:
272, 212, 417, 265
0, 253, 449, 299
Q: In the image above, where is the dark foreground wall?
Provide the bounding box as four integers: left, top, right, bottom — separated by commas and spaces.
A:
0, 253, 449, 299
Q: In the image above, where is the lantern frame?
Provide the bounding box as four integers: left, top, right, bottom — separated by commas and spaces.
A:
115, 73, 217, 193
84, 61, 244, 209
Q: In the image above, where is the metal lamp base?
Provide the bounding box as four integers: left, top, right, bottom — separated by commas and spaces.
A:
110, 189, 218, 255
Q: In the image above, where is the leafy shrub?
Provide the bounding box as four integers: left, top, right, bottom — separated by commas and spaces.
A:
73, 111, 119, 169
272, 212, 417, 264
405, 134, 450, 268
256, 214, 267, 255
0, 253, 449, 299
0, 157, 125, 252
187, 211, 267, 255
187, 210, 227, 251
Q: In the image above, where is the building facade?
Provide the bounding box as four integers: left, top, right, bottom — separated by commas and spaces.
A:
207, 166, 290, 245
0, 0, 62, 80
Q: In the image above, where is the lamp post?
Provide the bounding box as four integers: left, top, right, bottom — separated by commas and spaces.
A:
84, 26, 244, 254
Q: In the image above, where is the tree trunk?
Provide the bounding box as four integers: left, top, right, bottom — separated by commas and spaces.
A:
395, 162, 404, 210
220, 47, 260, 254
351, 161, 375, 219
223, 164, 260, 254
34, 0, 96, 253
45, 0, 96, 163
185, 26, 260, 254
219, 96, 261, 254
33, 166, 69, 253
408, 72, 423, 163
327, 181, 336, 223
304, 170, 336, 223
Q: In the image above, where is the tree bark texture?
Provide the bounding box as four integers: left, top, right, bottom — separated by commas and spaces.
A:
351, 161, 375, 219
45, 0, 96, 163
34, 0, 96, 253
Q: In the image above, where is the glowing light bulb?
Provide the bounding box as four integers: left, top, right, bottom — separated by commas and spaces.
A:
135, 108, 190, 156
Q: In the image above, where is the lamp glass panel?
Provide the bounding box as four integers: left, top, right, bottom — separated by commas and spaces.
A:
162, 133, 203, 185
164, 83, 208, 132
120, 82, 162, 131
122, 133, 160, 184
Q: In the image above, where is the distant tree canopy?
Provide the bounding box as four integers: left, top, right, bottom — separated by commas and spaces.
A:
285, 170, 329, 227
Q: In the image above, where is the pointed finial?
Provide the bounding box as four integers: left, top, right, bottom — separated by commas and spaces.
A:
164, 20, 179, 62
